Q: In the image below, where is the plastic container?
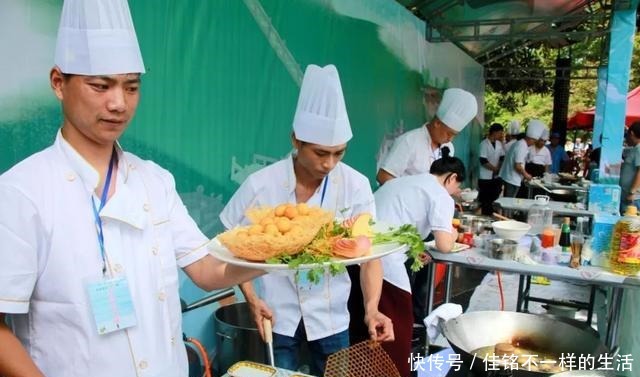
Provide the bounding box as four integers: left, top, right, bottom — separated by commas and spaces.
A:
527, 195, 553, 235
489, 239, 518, 260
609, 206, 640, 276
541, 228, 555, 248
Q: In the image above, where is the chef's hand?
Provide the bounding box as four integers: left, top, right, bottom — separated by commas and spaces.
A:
365, 311, 394, 342
247, 297, 274, 342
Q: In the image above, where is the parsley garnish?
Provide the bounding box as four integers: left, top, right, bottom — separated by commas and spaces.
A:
372, 224, 425, 272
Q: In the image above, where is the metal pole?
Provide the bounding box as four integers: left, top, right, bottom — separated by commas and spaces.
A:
605, 287, 624, 348
444, 264, 453, 303
426, 262, 436, 315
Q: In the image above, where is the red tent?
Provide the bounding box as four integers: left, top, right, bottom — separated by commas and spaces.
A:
567, 86, 640, 130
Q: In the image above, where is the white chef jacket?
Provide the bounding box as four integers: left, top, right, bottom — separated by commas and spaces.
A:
527, 145, 552, 166
504, 139, 517, 155
478, 138, 505, 180
373, 174, 454, 293
379, 125, 454, 178
499, 139, 529, 187
219, 155, 375, 341
0, 131, 209, 377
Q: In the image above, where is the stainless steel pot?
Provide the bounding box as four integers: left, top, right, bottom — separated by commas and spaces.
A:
214, 302, 268, 374
461, 214, 494, 235
441, 311, 610, 377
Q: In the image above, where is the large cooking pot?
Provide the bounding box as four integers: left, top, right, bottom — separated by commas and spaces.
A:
549, 189, 577, 203
441, 311, 610, 377
214, 302, 268, 374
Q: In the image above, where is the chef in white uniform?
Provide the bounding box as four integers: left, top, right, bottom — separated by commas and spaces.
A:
526, 128, 552, 177
376, 88, 477, 184
373, 147, 465, 377
499, 119, 546, 197
220, 64, 393, 376
504, 120, 522, 153
478, 123, 505, 215
0, 1, 263, 376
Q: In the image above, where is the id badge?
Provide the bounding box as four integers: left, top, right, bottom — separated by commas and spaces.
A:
86, 277, 137, 335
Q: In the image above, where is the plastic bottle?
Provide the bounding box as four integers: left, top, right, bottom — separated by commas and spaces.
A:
609, 206, 640, 275
527, 195, 553, 235
559, 217, 571, 253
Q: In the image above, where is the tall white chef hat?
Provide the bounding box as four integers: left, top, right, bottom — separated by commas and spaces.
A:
54, 0, 145, 75
435, 88, 478, 132
292, 64, 352, 147
526, 119, 546, 139
540, 128, 550, 141
508, 120, 521, 135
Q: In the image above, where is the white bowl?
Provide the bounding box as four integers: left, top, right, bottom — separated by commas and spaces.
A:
491, 220, 531, 241
460, 189, 479, 202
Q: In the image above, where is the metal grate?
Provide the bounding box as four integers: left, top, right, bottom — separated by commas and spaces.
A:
324, 341, 400, 377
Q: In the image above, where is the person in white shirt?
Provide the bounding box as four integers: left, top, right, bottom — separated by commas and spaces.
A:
498, 119, 546, 197
373, 147, 464, 377
504, 120, 522, 153
376, 88, 477, 184
525, 129, 552, 178
478, 123, 505, 215
220, 64, 393, 376
0, 2, 263, 376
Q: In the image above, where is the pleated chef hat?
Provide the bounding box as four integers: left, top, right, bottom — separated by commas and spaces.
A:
526, 119, 546, 139
54, 0, 145, 75
508, 120, 521, 135
435, 88, 478, 132
540, 128, 549, 141
293, 65, 352, 147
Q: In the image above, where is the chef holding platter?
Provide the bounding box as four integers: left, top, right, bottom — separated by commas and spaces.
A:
220, 64, 394, 376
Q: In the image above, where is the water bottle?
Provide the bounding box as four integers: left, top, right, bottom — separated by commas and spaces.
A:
527, 195, 553, 235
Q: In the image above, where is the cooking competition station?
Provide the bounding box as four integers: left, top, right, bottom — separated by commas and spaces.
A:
417, 182, 639, 377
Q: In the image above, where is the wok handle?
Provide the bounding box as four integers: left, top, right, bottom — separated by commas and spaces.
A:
263, 318, 273, 343
492, 212, 511, 221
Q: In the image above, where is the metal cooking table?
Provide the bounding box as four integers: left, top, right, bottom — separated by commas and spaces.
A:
424, 247, 640, 348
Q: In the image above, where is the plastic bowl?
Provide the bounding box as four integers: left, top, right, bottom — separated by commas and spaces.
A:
460, 190, 479, 202
491, 220, 531, 241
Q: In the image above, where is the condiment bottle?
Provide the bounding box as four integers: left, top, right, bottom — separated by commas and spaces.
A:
609, 206, 640, 275
559, 217, 571, 253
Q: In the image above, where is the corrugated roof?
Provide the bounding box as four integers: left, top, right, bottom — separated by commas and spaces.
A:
398, 0, 618, 65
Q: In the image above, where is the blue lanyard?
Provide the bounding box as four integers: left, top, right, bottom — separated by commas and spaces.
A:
320, 176, 329, 207
91, 151, 117, 275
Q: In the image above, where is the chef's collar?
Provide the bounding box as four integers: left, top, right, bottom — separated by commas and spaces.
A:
56, 129, 130, 195
285, 154, 335, 202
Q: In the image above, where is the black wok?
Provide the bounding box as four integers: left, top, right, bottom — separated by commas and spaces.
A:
549, 189, 577, 203
441, 311, 610, 377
